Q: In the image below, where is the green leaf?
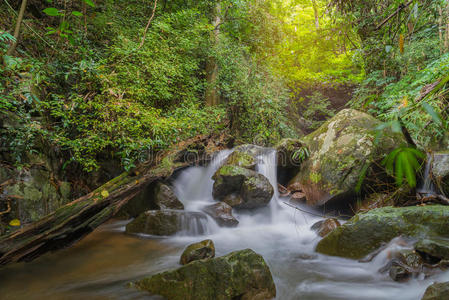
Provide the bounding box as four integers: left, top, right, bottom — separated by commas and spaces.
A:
422, 102, 442, 125
72, 11, 83, 17
83, 0, 95, 7
43, 7, 61, 16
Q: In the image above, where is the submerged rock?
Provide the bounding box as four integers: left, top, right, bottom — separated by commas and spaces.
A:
135, 249, 276, 300
290, 109, 407, 206
154, 182, 184, 210
311, 218, 341, 237
422, 282, 449, 300
125, 210, 207, 236
203, 202, 239, 227
212, 165, 274, 209
180, 240, 215, 265
316, 206, 449, 259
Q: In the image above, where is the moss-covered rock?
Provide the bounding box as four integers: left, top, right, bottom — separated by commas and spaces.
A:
135, 249, 276, 300
212, 165, 254, 199
125, 210, 207, 236
291, 109, 407, 206
240, 173, 274, 209
212, 165, 273, 209
180, 239, 215, 265
203, 202, 239, 227
316, 205, 449, 259
225, 150, 257, 170
154, 182, 184, 210
422, 282, 449, 300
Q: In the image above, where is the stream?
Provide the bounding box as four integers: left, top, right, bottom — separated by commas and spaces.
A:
1, 149, 449, 300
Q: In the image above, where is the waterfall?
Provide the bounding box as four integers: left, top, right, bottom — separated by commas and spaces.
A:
417, 154, 438, 195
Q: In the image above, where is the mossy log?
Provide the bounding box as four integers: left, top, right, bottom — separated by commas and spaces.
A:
0, 133, 233, 266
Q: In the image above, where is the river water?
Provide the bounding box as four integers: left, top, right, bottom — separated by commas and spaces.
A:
1, 149, 448, 300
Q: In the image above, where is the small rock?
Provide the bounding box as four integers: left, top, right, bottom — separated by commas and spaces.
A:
180, 239, 215, 265
154, 182, 184, 210
422, 282, 449, 300
311, 218, 341, 237
203, 202, 239, 227
389, 264, 411, 282
415, 238, 449, 261
291, 192, 306, 202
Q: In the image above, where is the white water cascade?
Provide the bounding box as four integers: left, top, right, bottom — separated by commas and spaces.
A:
168, 148, 449, 300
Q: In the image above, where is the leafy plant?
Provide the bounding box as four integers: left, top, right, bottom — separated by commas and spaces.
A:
382, 146, 425, 187
292, 147, 310, 163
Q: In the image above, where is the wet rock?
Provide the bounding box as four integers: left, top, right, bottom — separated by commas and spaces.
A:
222, 194, 243, 207
290, 109, 407, 206
379, 249, 424, 282
154, 182, 184, 210
212, 165, 274, 209
415, 238, 449, 261
135, 249, 276, 300
224, 150, 257, 170
180, 239, 215, 265
421, 282, 449, 300
234, 144, 266, 158
125, 210, 207, 236
311, 218, 341, 237
316, 205, 449, 259
203, 202, 239, 227
389, 265, 411, 282
431, 152, 449, 197
240, 173, 274, 209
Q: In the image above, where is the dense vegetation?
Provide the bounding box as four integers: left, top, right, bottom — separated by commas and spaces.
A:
1, 0, 449, 185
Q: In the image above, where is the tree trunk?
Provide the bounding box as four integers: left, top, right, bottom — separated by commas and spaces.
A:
6, 0, 28, 56
0, 133, 233, 266
205, 2, 221, 107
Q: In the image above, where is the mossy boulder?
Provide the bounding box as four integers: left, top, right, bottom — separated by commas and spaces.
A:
212, 165, 273, 209
180, 239, 215, 265
240, 173, 274, 209
212, 165, 254, 199
292, 109, 407, 206
203, 202, 239, 227
415, 238, 449, 260
135, 249, 276, 300
422, 282, 449, 300
431, 152, 449, 197
125, 210, 207, 236
154, 182, 184, 210
316, 205, 449, 259
225, 150, 257, 170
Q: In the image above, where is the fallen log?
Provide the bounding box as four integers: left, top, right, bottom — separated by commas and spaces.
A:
0, 133, 233, 266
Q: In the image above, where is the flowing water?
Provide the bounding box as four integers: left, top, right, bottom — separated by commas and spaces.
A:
1, 149, 449, 300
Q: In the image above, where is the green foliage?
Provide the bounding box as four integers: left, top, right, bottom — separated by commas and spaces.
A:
382, 147, 425, 187
298, 91, 336, 131
292, 147, 309, 163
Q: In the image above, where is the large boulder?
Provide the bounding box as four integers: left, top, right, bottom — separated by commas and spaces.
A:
422, 282, 449, 300
135, 249, 276, 300
212, 165, 273, 209
203, 202, 239, 227
431, 152, 449, 197
290, 109, 407, 206
316, 205, 449, 259
154, 182, 184, 210
224, 150, 257, 170
125, 210, 207, 236
180, 240, 215, 265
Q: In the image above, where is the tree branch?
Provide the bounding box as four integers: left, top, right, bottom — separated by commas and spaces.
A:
138, 0, 158, 49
